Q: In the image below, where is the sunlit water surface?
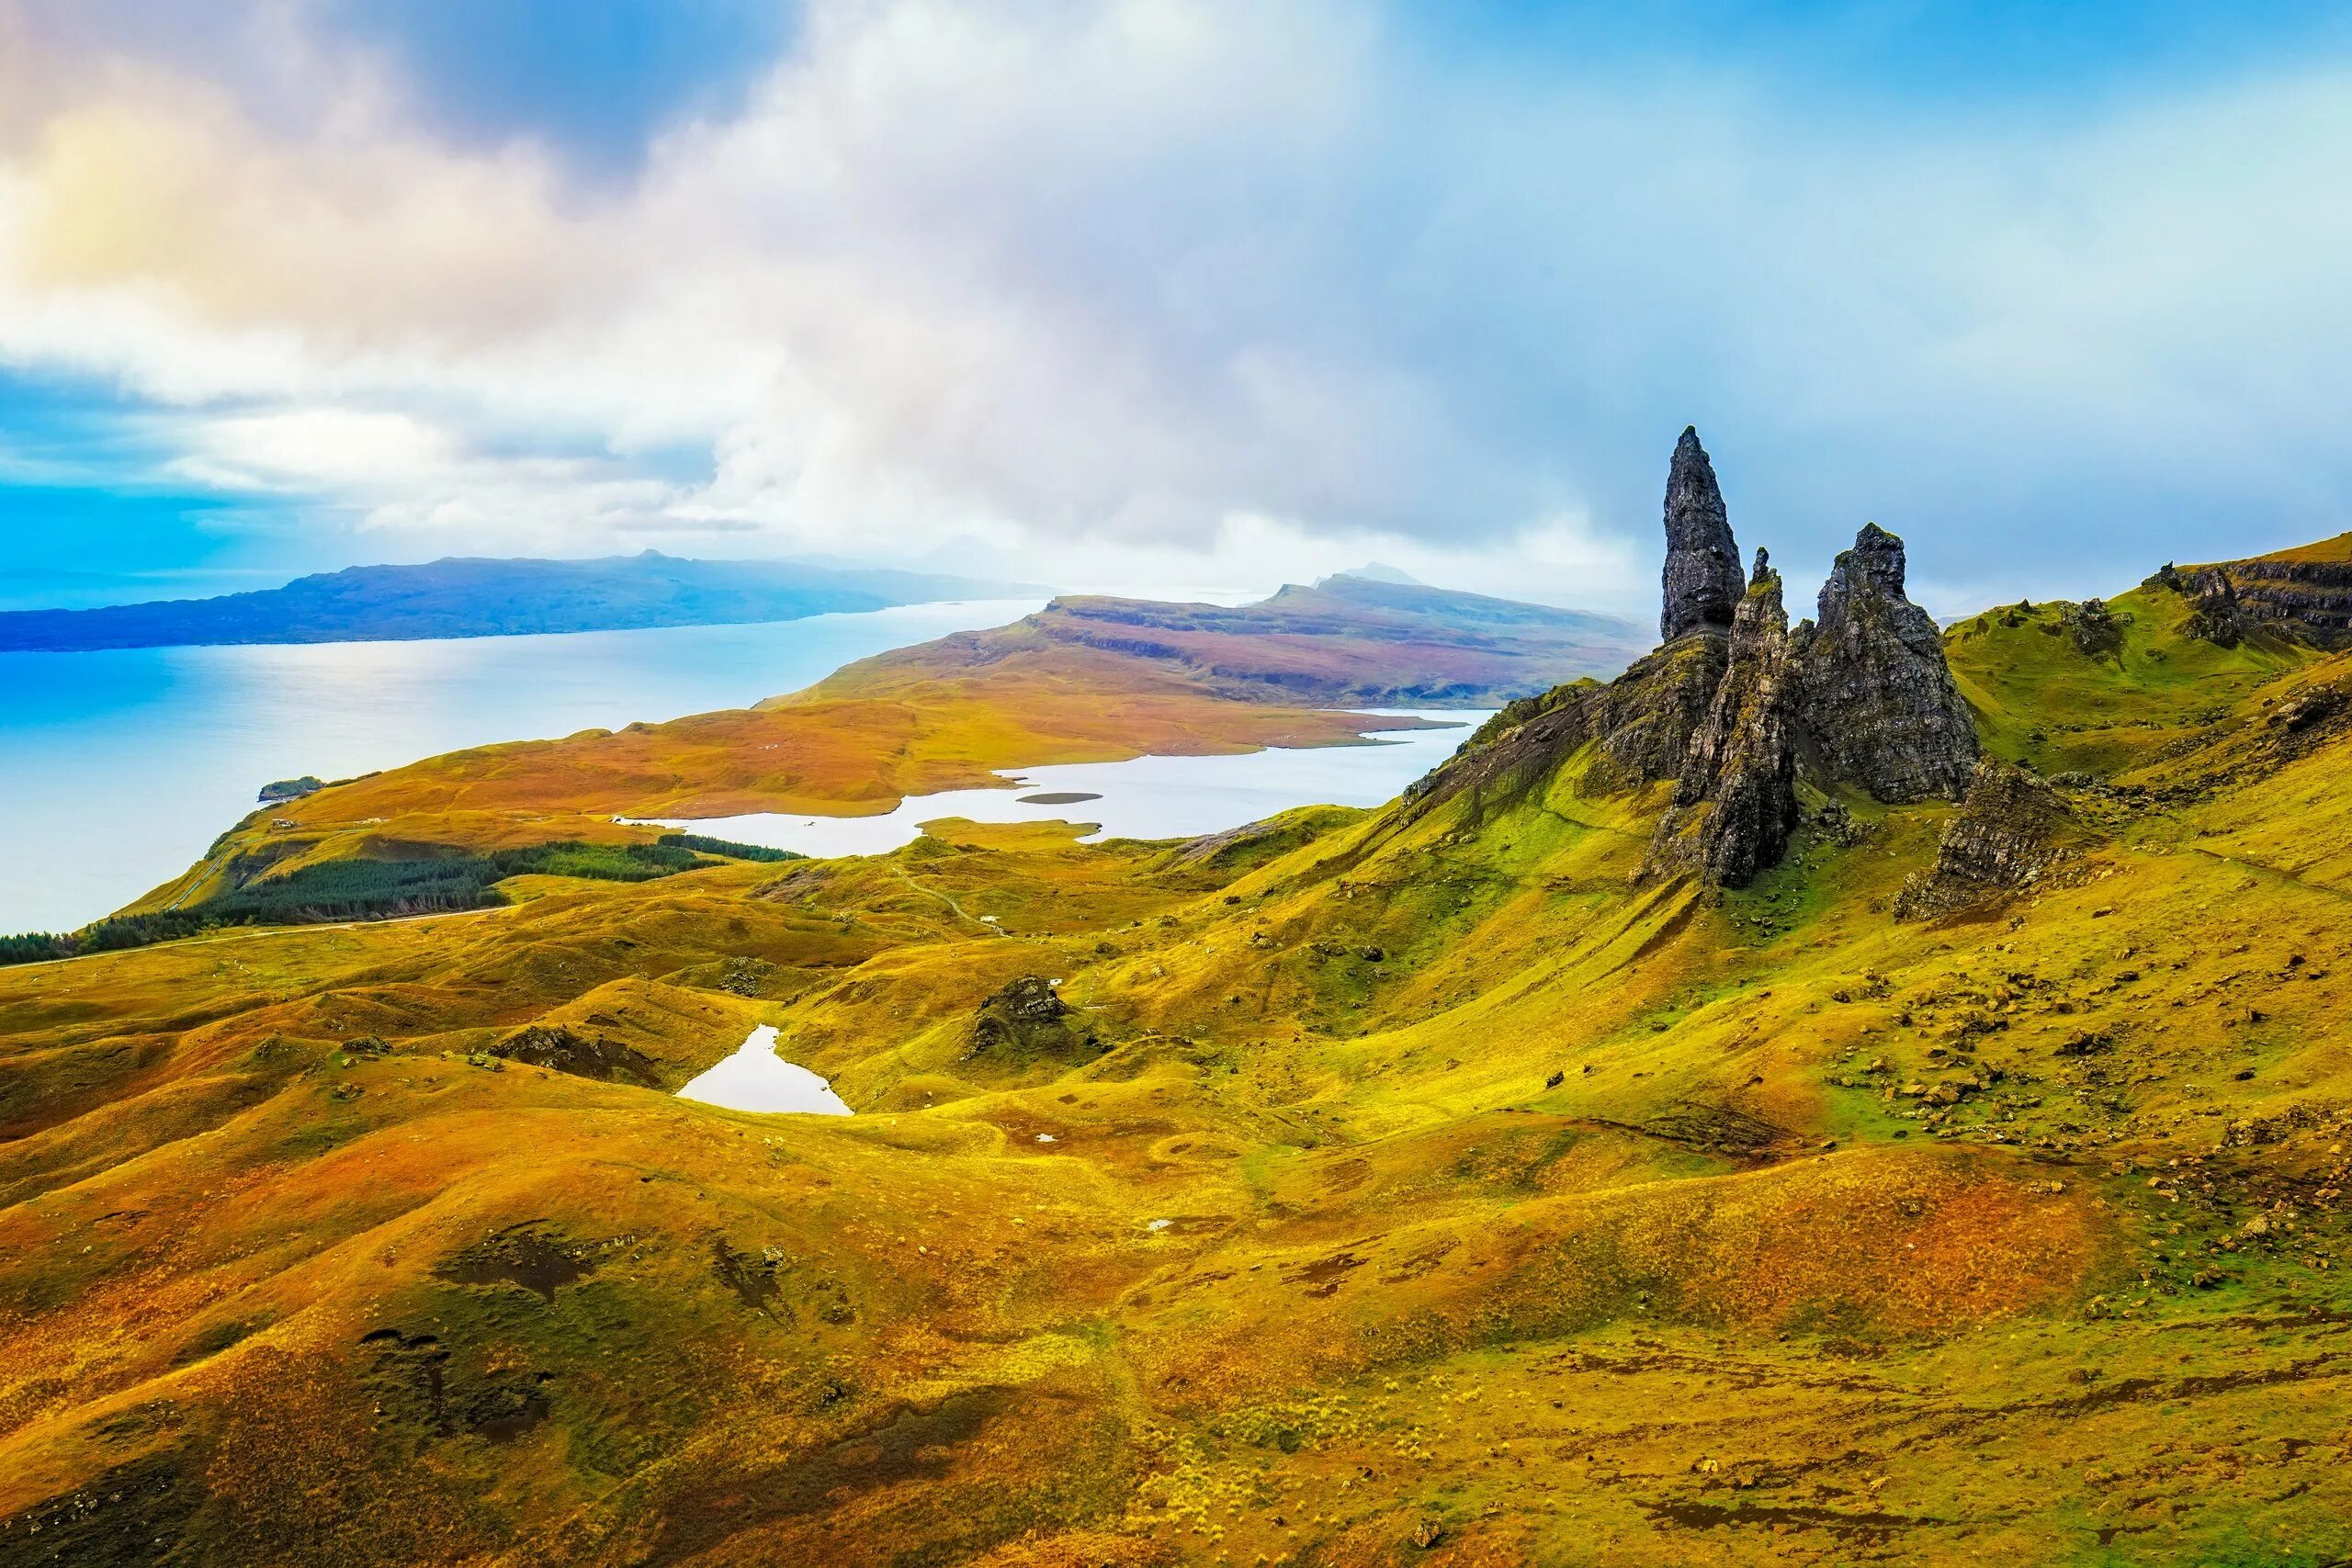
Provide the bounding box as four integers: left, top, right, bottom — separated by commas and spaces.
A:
636, 709, 1485, 857
0, 601, 1045, 933
675, 1025, 854, 1115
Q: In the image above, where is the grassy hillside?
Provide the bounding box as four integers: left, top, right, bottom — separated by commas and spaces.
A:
4, 557, 2352, 1564
807, 573, 1646, 709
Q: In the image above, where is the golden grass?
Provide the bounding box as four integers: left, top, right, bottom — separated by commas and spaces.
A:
4, 579, 2352, 1563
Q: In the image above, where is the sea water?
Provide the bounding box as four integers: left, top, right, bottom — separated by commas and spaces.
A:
0, 601, 1046, 932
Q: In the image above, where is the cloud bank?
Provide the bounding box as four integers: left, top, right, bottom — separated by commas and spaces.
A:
1, 0, 2348, 612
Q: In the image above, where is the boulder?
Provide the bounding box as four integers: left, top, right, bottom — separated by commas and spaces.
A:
1894, 759, 2087, 919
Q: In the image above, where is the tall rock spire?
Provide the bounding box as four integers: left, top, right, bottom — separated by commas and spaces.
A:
1659, 426, 1745, 642
1792, 523, 1979, 802
1645, 553, 1799, 887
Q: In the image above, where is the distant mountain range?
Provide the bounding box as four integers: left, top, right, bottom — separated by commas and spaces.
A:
805, 570, 1650, 707
0, 551, 1050, 652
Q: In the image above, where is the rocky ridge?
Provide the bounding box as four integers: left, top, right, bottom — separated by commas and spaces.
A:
2164, 536, 2352, 647
1419, 428, 1981, 886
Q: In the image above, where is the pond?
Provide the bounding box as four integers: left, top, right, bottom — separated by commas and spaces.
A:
674, 1024, 853, 1115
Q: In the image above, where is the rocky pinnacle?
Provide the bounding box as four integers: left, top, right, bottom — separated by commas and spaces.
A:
1659, 426, 1745, 642
1645, 558, 1799, 887
1794, 523, 1979, 803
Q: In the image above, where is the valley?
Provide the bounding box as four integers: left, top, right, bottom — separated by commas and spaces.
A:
3, 434, 2351, 1565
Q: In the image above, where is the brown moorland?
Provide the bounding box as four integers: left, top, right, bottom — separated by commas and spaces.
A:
6, 467, 2352, 1564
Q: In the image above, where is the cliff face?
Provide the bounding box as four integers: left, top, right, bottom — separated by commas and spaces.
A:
2181, 568, 2249, 647
1794, 524, 1980, 803
1645, 555, 1800, 887
2170, 535, 2352, 647
1659, 426, 1746, 642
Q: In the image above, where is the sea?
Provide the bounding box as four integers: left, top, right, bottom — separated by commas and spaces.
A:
0, 602, 1483, 935
0, 601, 1039, 934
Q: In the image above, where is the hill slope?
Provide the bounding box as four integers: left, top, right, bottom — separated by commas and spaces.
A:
803, 572, 1647, 708
4, 436, 2352, 1564
0, 551, 1044, 652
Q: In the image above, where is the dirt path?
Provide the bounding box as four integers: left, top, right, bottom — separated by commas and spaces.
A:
887, 866, 1007, 936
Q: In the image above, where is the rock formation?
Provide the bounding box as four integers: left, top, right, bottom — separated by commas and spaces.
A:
2164, 537, 2352, 647
2064, 598, 2124, 657
966, 976, 1099, 1065
1409, 434, 1984, 887
2181, 567, 2249, 647
1793, 524, 1979, 803
1645, 552, 1799, 887
1893, 759, 2086, 919
1659, 427, 1745, 642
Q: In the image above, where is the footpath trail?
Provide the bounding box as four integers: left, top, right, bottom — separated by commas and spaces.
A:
888, 864, 1008, 936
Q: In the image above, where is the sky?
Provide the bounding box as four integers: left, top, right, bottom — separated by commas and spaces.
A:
2, 1, 2350, 619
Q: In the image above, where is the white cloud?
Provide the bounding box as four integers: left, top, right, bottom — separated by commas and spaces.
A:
0, 0, 2346, 607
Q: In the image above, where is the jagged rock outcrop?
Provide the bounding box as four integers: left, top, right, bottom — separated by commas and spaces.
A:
965, 976, 1099, 1065
2180, 567, 2249, 647
490, 1024, 665, 1088
1644, 553, 1799, 888
1659, 427, 1745, 642
1793, 524, 1978, 803
1894, 759, 2086, 920
1408, 434, 1987, 888
2064, 597, 2124, 657
2165, 537, 2352, 647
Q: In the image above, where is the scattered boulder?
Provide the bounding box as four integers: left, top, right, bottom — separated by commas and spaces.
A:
2267, 683, 2344, 734
1793, 524, 1979, 803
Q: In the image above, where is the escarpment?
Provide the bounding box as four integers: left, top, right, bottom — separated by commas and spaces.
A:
1414, 428, 1979, 885
2165, 534, 2352, 647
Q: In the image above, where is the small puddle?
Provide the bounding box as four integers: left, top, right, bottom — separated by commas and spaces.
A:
676, 1025, 853, 1115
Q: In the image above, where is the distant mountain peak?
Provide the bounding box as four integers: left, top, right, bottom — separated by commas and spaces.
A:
1317, 562, 1423, 588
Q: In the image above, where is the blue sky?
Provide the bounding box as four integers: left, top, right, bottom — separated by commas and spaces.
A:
1, 0, 2348, 615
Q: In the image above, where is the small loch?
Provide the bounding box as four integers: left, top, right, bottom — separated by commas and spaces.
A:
676, 1025, 853, 1116
637, 708, 1487, 860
